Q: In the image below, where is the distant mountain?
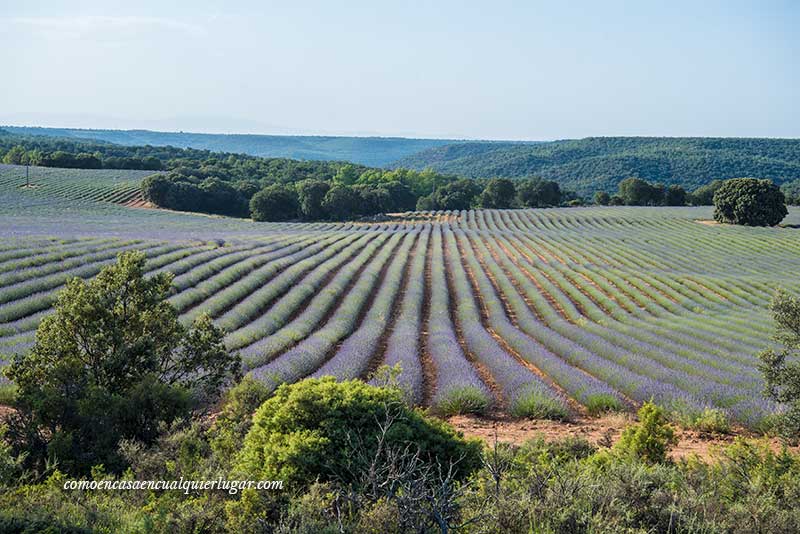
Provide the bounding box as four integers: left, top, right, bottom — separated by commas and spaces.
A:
1, 126, 470, 167
393, 137, 800, 195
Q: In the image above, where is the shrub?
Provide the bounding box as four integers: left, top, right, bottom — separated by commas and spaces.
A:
713, 177, 787, 226
235, 377, 482, 489
611, 401, 677, 464
209, 376, 272, 465
3, 251, 240, 475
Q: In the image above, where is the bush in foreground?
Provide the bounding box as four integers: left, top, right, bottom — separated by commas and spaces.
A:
235, 377, 482, 489
3, 251, 240, 475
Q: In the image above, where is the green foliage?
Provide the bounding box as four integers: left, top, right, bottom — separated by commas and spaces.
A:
429, 179, 482, 210
3, 251, 240, 475
781, 179, 800, 205
249, 184, 299, 222
583, 393, 625, 416
593, 190, 610, 205
690, 179, 724, 205
296, 179, 330, 220
617, 177, 666, 206
209, 376, 273, 466
478, 178, 516, 209
607, 401, 677, 464
235, 377, 482, 489
664, 184, 687, 206
515, 177, 562, 207
395, 136, 800, 197
321, 184, 361, 220
681, 407, 732, 434
759, 290, 800, 440
713, 177, 787, 226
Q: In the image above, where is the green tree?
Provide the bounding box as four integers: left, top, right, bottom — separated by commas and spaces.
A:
516, 178, 562, 208
690, 180, 724, 205
618, 177, 663, 206
333, 164, 360, 186
4, 251, 240, 475
479, 178, 517, 209
593, 191, 611, 205
713, 178, 787, 226
1, 145, 28, 165
758, 290, 800, 439
664, 184, 687, 206
296, 180, 330, 220
432, 179, 481, 210
322, 184, 361, 220
250, 184, 299, 222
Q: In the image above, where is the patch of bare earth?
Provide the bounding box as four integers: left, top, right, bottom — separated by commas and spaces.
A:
448, 413, 797, 462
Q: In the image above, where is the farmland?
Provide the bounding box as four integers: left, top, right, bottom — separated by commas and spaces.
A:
0, 163, 155, 205
1, 171, 798, 430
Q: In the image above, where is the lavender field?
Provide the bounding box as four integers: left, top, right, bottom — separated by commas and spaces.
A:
1, 177, 799, 428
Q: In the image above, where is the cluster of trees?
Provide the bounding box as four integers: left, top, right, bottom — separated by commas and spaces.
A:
418, 177, 573, 211
1, 144, 163, 171
593, 177, 688, 206
593, 176, 797, 217
1, 254, 799, 532
396, 136, 800, 197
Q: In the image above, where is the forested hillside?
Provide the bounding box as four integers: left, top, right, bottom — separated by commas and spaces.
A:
2, 126, 460, 167
394, 137, 800, 195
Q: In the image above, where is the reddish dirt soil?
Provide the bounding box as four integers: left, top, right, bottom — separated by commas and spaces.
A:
448, 413, 797, 462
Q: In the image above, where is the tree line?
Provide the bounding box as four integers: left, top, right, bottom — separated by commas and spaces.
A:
395, 136, 800, 197
144, 170, 578, 221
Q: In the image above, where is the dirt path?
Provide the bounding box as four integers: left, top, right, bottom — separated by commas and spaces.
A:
448, 413, 796, 462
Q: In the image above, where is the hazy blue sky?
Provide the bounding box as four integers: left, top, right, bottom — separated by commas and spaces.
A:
2, 0, 798, 139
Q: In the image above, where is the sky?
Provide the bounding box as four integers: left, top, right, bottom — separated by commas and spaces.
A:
1, 0, 798, 140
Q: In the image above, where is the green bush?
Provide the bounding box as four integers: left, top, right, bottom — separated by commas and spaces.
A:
3, 252, 239, 475
613, 401, 677, 464
209, 376, 272, 466
235, 377, 482, 489
713, 177, 787, 226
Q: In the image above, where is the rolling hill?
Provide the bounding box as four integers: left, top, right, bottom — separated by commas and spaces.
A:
1, 126, 466, 167
394, 137, 800, 195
